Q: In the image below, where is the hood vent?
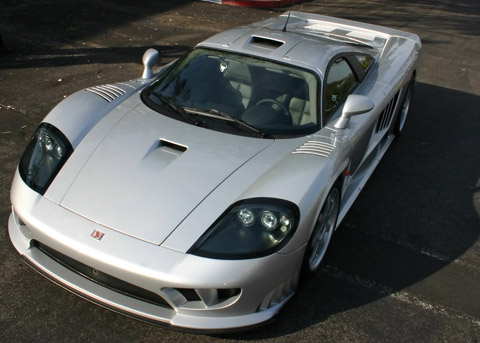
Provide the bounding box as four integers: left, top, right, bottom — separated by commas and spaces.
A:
292, 141, 335, 158
159, 139, 187, 153
85, 84, 127, 103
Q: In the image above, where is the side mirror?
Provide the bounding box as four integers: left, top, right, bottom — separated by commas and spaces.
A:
334, 94, 374, 129
142, 48, 159, 79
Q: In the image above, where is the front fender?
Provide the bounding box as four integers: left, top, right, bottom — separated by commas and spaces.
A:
42, 81, 145, 147
239, 136, 350, 255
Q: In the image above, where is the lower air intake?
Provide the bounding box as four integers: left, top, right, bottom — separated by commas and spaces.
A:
33, 240, 172, 309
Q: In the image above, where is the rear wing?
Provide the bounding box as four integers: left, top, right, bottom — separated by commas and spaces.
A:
253, 11, 421, 49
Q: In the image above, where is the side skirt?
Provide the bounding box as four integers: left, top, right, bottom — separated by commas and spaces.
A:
335, 133, 395, 228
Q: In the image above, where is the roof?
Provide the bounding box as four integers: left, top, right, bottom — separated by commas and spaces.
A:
197, 11, 391, 77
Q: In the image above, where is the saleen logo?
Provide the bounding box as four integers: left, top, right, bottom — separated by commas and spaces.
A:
91, 230, 104, 241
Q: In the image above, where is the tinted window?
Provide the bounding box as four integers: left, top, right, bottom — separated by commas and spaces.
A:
325, 58, 358, 118
356, 55, 374, 72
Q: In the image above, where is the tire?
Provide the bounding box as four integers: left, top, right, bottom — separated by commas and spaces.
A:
394, 76, 415, 135
301, 185, 340, 279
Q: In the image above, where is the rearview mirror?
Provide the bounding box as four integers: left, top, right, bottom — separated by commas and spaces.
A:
142, 48, 159, 79
334, 95, 374, 129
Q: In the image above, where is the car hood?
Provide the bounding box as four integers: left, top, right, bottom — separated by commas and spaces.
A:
59, 103, 273, 245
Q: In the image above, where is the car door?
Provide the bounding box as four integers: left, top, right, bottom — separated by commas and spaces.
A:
323, 54, 375, 176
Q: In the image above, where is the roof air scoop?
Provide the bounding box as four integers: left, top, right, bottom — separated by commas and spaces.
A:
250, 36, 284, 49
142, 48, 159, 79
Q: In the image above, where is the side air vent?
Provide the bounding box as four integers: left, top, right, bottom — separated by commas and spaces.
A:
376, 90, 400, 132
85, 84, 127, 103
292, 141, 335, 158
250, 36, 284, 49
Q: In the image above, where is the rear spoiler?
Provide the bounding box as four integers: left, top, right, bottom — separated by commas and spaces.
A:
253, 11, 421, 48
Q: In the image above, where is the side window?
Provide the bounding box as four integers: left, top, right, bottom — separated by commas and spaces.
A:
325, 57, 358, 120
356, 55, 374, 72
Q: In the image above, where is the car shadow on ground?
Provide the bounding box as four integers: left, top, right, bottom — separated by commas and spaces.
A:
218, 82, 480, 339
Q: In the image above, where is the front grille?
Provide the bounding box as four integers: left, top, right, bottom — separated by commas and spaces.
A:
32, 241, 172, 309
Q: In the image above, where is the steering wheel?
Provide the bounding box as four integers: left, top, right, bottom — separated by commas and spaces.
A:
256, 98, 291, 117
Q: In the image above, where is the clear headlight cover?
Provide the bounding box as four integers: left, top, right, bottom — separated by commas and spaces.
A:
19, 123, 73, 195
189, 198, 300, 259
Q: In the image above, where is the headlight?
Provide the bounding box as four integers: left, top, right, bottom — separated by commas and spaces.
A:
19, 123, 73, 195
188, 198, 300, 259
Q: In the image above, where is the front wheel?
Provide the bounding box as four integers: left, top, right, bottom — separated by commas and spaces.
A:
301, 186, 340, 278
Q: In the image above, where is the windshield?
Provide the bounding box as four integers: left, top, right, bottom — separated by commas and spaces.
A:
143, 48, 319, 138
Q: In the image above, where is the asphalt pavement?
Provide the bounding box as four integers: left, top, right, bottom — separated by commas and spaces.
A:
0, 0, 479, 342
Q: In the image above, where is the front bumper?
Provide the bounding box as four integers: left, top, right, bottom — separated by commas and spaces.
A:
8, 171, 304, 332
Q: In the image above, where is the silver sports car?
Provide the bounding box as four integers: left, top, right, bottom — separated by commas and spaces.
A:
8, 12, 421, 331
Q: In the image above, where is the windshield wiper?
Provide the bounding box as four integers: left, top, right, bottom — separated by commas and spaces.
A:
183, 107, 268, 138
144, 89, 201, 126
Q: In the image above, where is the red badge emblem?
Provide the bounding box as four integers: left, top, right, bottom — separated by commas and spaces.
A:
91, 230, 104, 241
